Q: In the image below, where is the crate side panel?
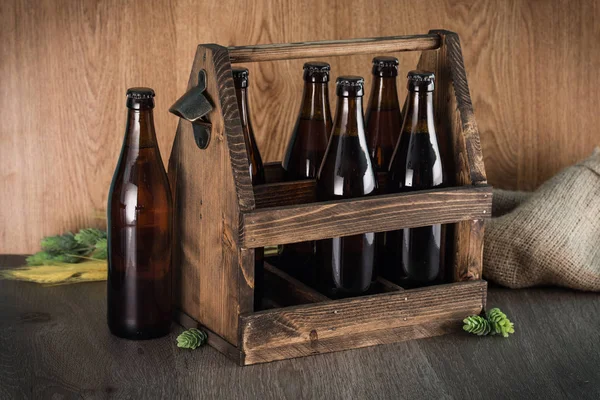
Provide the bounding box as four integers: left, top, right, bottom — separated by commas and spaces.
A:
417, 31, 487, 282
168, 45, 252, 345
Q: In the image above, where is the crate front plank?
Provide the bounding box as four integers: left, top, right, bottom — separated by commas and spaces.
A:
240, 280, 486, 365
241, 186, 492, 248
228, 34, 441, 63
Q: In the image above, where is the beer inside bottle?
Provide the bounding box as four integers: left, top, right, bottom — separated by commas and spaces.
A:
107, 88, 173, 339
280, 62, 332, 283
386, 71, 445, 288
365, 56, 403, 281
232, 68, 266, 309
317, 76, 378, 298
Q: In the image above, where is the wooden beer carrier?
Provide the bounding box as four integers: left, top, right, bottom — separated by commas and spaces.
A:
168, 30, 491, 365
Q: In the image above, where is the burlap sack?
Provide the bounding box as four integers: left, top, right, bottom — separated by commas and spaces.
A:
483, 148, 600, 291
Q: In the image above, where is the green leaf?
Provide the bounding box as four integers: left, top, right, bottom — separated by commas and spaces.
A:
92, 238, 107, 260
41, 233, 89, 257
74, 228, 107, 247
26, 251, 60, 266
177, 328, 208, 350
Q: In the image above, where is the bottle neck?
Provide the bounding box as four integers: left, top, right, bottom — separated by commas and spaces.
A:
299, 82, 330, 120
124, 108, 157, 148
403, 91, 435, 133
236, 87, 250, 127
368, 76, 399, 111
332, 96, 364, 136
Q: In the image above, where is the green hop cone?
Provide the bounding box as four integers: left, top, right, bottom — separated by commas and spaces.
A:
177, 328, 208, 350
487, 308, 515, 338
463, 315, 491, 336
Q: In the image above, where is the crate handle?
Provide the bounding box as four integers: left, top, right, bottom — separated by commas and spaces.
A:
170, 69, 213, 149
228, 34, 441, 63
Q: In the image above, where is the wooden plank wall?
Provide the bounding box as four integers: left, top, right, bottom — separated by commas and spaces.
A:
1, 0, 599, 253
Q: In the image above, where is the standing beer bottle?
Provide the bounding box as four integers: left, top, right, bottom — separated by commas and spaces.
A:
107, 88, 172, 339
232, 68, 265, 309
317, 76, 378, 298
386, 71, 445, 287
365, 56, 403, 279
365, 56, 402, 170
281, 62, 333, 281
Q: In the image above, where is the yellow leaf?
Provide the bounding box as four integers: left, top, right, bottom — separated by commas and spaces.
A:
0, 260, 107, 285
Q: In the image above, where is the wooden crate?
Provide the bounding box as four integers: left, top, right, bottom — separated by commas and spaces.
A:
167, 29, 491, 365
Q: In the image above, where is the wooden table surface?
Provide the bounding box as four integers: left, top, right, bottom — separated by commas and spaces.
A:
1, 254, 599, 400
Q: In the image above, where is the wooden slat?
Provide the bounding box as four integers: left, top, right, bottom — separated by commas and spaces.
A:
372, 277, 404, 293
263, 263, 330, 306
240, 280, 487, 365
254, 180, 316, 209
228, 34, 441, 63
240, 185, 492, 248
254, 171, 388, 209
454, 219, 485, 281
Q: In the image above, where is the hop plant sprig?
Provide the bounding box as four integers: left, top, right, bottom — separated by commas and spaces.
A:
487, 308, 515, 338
74, 228, 107, 248
92, 238, 108, 259
177, 328, 208, 350
26, 228, 108, 266
463, 307, 514, 338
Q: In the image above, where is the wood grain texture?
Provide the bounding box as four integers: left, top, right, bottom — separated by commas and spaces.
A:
2, 256, 600, 398
2, 0, 599, 253
167, 46, 252, 344
228, 34, 441, 63
239, 280, 486, 365
254, 180, 316, 209
241, 186, 492, 248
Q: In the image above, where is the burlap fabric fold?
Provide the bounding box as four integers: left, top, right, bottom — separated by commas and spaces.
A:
483, 148, 600, 291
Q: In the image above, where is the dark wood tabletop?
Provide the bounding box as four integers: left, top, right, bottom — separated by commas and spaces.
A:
1, 254, 599, 400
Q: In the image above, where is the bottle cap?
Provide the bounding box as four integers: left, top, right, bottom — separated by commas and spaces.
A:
232, 68, 249, 88
407, 70, 435, 92
303, 62, 330, 83
336, 76, 364, 97
126, 87, 155, 109
372, 56, 399, 77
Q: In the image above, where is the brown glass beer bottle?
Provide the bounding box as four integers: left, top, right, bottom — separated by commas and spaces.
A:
386, 71, 445, 287
107, 88, 173, 339
365, 56, 403, 280
280, 62, 333, 281
232, 68, 266, 309
365, 56, 402, 171
317, 76, 378, 298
